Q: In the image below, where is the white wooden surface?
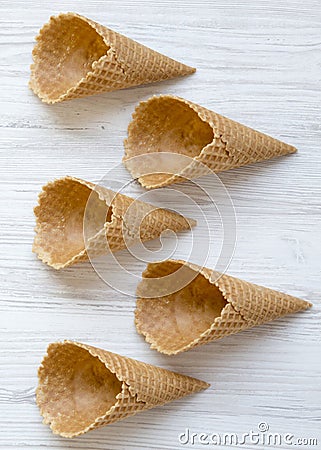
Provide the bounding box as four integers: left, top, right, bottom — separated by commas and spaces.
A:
0, 0, 320, 449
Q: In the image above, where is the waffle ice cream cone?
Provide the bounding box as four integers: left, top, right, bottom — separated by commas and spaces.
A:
123, 95, 297, 188
36, 341, 209, 437
135, 260, 312, 354
30, 13, 195, 104
33, 177, 195, 269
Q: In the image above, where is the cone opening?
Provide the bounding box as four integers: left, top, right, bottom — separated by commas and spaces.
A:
33, 178, 113, 268
124, 96, 214, 187
135, 261, 227, 354
36, 342, 123, 437
31, 14, 109, 102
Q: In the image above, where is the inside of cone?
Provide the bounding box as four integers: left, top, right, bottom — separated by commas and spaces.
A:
34, 178, 112, 268
37, 342, 123, 437
31, 14, 109, 101
135, 261, 227, 354
125, 97, 214, 187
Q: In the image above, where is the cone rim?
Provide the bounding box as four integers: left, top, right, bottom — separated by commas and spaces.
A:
36, 340, 145, 438
30, 13, 119, 104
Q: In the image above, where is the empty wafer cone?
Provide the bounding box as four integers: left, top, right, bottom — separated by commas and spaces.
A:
123, 95, 297, 188
30, 13, 195, 104
33, 177, 195, 269
36, 341, 209, 437
135, 260, 312, 354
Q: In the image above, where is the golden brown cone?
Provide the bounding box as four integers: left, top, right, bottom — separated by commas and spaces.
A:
30, 13, 195, 104
123, 95, 297, 188
33, 177, 195, 269
135, 260, 312, 355
36, 341, 209, 437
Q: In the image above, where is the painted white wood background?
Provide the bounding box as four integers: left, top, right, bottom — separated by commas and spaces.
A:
0, 0, 320, 449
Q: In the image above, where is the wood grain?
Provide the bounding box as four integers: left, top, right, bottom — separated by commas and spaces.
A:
0, 0, 320, 449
